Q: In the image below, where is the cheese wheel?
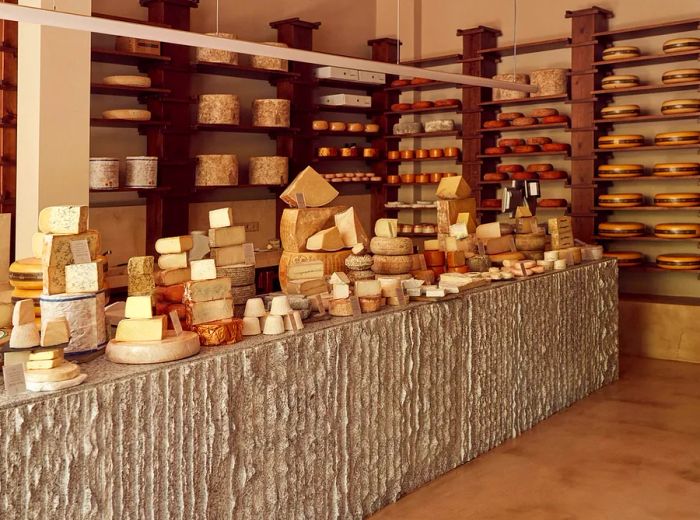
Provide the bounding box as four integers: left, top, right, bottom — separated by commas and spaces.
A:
598, 134, 644, 149
653, 193, 700, 208
541, 143, 569, 152
512, 171, 539, 180
279, 250, 351, 290
598, 164, 644, 178
447, 266, 469, 274
411, 101, 434, 109
598, 193, 644, 207
662, 68, 700, 84
481, 198, 502, 208
514, 233, 547, 251
8, 258, 43, 290
498, 138, 525, 148
603, 251, 644, 266
598, 222, 645, 237
106, 331, 201, 364
371, 255, 413, 275
601, 75, 640, 89
345, 254, 374, 271
102, 109, 151, 121
602, 46, 640, 61
423, 250, 446, 267
498, 164, 524, 173
484, 146, 508, 155
526, 137, 552, 146
24, 362, 80, 383
433, 98, 460, 107
600, 104, 640, 119
527, 163, 553, 172
654, 131, 700, 146
656, 253, 700, 270
662, 38, 700, 54
528, 108, 558, 118
540, 115, 569, 124
538, 198, 568, 208
497, 112, 523, 121
489, 251, 525, 264
660, 99, 700, 115
347, 270, 375, 282
652, 163, 700, 177
513, 145, 540, 153
654, 223, 700, 239
483, 120, 510, 129
483, 172, 509, 181
369, 237, 413, 256
391, 79, 410, 87
539, 170, 568, 180
511, 117, 537, 127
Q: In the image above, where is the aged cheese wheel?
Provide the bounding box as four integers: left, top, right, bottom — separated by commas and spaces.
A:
526, 136, 553, 146
483, 120, 509, 129
660, 99, 700, 115
346, 253, 374, 271
654, 223, 700, 239
663, 37, 700, 54
280, 207, 346, 252
530, 68, 567, 97
581, 245, 604, 261
511, 117, 537, 127
411, 101, 434, 109
102, 109, 151, 121
483, 172, 509, 181
653, 192, 700, 207
391, 103, 412, 112
9, 258, 43, 290
423, 250, 446, 267
433, 98, 460, 107
527, 163, 553, 172
498, 138, 525, 147
603, 251, 643, 267
598, 134, 644, 149
484, 146, 508, 155
598, 222, 645, 237
391, 79, 410, 87
654, 131, 700, 146
541, 115, 569, 124
498, 164, 524, 173
251, 42, 288, 71
195, 154, 238, 186
107, 331, 201, 364
249, 156, 288, 185
369, 237, 413, 256
601, 104, 640, 119
652, 163, 700, 177
103, 75, 151, 88
538, 198, 568, 208
514, 144, 540, 153
519, 250, 545, 261
512, 171, 539, 180
198, 94, 240, 125
358, 296, 382, 313
539, 170, 568, 180
497, 112, 524, 121
489, 251, 525, 264
279, 250, 351, 290
492, 73, 529, 101
542, 143, 569, 152
662, 68, 700, 84
656, 253, 700, 270
230, 284, 256, 305
196, 33, 238, 64
347, 269, 375, 282
602, 46, 640, 61
598, 193, 644, 207
252, 99, 291, 127
514, 233, 547, 251
371, 255, 413, 275
528, 108, 558, 118
329, 298, 354, 317
601, 75, 639, 89
598, 164, 644, 178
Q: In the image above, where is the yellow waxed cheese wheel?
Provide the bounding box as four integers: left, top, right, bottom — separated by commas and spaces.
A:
656, 253, 700, 270
662, 38, 700, 54
603, 251, 644, 267
598, 134, 644, 149
654, 131, 700, 146
653, 192, 700, 208
602, 46, 640, 61
654, 223, 700, 239
8, 258, 43, 290
601, 75, 639, 89
598, 164, 644, 178
598, 222, 645, 237
598, 193, 644, 207
660, 99, 700, 115
652, 163, 700, 177
662, 68, 700, 84
600, 104, 640, 119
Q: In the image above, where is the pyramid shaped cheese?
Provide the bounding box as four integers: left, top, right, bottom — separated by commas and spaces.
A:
280, 166, 339, 208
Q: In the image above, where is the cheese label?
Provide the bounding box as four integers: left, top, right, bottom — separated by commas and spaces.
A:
70, 240, 92, 264
295, 193, 307, 209
477, 240, 486, 256
393, 287, 408, 306
3, 362, 26, 394
508, 236, 517, 253
350, 296, 362, 316
169, 310, 183, 336
243, 243, 256, 265
311, 294, 326, 316
519, 263, 528, 277
287, 311, 300, 332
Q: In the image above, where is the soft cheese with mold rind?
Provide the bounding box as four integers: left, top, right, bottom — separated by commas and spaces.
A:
38, 206, 88, 234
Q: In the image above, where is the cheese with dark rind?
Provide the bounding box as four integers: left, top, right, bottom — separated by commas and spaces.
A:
660, 99, 700, 115
598, 134, 644, 149
654, 131, 700, 146
654, 223, 700, 239
215, 264, 255, 287
598, 222, 645, 237
601, 75, 639, 89
598, 164, 644, 178
662, 68, 700, 84
9, 258, 43, 290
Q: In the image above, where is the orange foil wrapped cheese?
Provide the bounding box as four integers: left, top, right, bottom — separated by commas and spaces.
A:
191, 318, 243, 346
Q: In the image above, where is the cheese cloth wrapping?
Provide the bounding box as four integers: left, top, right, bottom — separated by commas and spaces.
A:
191, 318, 243, 346
39, 291, 108, 355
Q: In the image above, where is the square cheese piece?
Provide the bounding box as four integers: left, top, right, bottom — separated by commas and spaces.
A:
38, 205, 88, 234
209, 207, 234, 229
65, 260, 104, 294
155, 268, 191, 287
26, 358, 64, 370
157, 252, 189, 270
28, 348, 63, 361
115, 315, 167, 342
40, 317, 70, 346
210, 245, 244, 266
125, 295, 153, 319
208, 225, 246, 248
190, 259, 217, 281
155, 236, 194, 255
183, 278, 231, 303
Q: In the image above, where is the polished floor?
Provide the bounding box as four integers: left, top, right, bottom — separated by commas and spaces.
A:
370, 357, 700, 520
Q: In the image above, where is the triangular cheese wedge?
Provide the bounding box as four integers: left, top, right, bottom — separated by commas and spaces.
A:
436, 176, 472, 200
334, 207, 369, 247
280, 166, 339, 208
306, 227, 346, 251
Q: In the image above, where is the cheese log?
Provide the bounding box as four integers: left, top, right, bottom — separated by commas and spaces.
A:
285, 278, 329, 296
116, 315, 167, 342
42, 230, 101, 294
371, 255, 412, 275
65, 260, 104, 294
210, 245, 245, 266
26, 358, 64, 370
279, 250, 351, 289
436, 176, 472, 200
280, 166, 339, 207
125, 295, 153, 319
354, 279, 382, 297
12, 299, 35, 326
24, 361, 80, 383
280, 207, 346, 252
9, 322, 40, 348
185, 298, 234, 326
306, 227, 346, 252
208, 226, 246, 247
190, 259, 217, 281
154, 268, 191, 287
370, 237, 413, 256
157, 253, 189, 270
31, 232, 45, 258
28, 348, 63, 361
374, 219, 398, 238
155, 236, 193, 254
38, 206, 88, 234
436, 198, 476, 234
209, 207, 234, 229
183, 278, 232, 303
334, 207, 369, 248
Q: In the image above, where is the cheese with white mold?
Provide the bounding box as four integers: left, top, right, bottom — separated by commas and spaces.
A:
38, 206, 88, 234
209, 207, 234, 229
190, 259, 217, 281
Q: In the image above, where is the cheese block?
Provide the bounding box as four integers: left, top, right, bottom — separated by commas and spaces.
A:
663, 37, 700, 54
369, 237, 413, 256
125, 295, 153, 319
31, 232, 45, 258
358, 296, 382, 313
280, 207, 346, 252
185, 298, 234, 326
602, 45, 640, 61
128, 256, 154, 276
106, 331, 200, 365
286, 278, 328, 296
40, 291, 107, 354
216, 264, 255, 287
155, 268, 191, 287
24, 361, 80, 383
601, 75, 639, 89
423, 250, 446, 267
26, 358, 64, 370
437, 198, 476, 234
280, 166, 339, 207
598, 164, 644, 178
279, 251, 351, 289
190, 259, 217, 281
598, 134, 644, 149
157, 253, 189, 270
657, 253, 700, 270
652, 163, 700, 177
116, 315, 168, 342
306, 226, 346, 252
476, 222, 503, 240
334, 207, 369, 248
9, 322, 40, 349
370, 255, 412, 275
514, 233, 547, 251
191, 318, 242, 346
65, 260, 104, 294
184, 278, 232, 303
603, 251, 643, 267
374, 218, 398, 238
208, 226, 246, 248
38, 205, 88, 234
12, 299, 35, 326
354, 279, 382, 298
598, 193, 644, 208
598, 222, 645, 237
654, 223, 700, 239
42, 230, 101, 294
655, 131, 700, 146
446, 251, 465, 267
662, 68, 700, 84
28, 348, 63, 361
210, 245, 245, 266
9, 258, 43, 290
661, 99, 700, 115
436, 176, 471, 200
423, 240, 440, 251
489, 251, 525, 264
600, 104, 640, 119
155, 235, 193, 255
209, 207, 234, 229
231, 284, 256, 306
653, 193, 700, 208
377, 277, 400, 297
485, 235, 516, 255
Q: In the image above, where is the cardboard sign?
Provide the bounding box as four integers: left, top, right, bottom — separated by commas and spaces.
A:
519, 263, 528, 277
287, 311, 299, 333
3, 363, 26, 394
350, 296, 362, 316
310, 294, 326, 316
70, 239, 92, 264
169, 310, 183, 336
242, 243, 256, 266
477, 240, 486, 257
393, 287, 408, 306
295, 193, 307, 209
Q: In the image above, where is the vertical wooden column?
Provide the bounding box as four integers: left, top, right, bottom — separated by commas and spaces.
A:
457, 26, 500, 223
0, 7, 17, 257
566, 7, 612, 242
141, 0, 198, 255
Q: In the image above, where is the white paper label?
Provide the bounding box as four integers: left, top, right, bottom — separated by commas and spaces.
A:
169, 310, 183, 336
70, 239, 92, 264
243, 243, 256, 266
3, 363, 26, 394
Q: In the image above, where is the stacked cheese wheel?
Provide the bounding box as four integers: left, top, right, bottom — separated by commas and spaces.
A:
482, 107, 569, 130
484, 163, 568, 182
371, 221, 414, 276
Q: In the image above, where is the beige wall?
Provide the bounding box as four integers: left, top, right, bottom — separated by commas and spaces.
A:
376, 0, 700, 297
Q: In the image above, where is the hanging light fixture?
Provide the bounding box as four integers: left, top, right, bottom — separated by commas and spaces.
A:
0, 3, 537, 93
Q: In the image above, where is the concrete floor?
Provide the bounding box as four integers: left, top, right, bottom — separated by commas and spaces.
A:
370, 356, 700, 520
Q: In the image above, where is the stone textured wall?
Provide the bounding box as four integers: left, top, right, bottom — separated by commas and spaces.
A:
0, 261, 618, 519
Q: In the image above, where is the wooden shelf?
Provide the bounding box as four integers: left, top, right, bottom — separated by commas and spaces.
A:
594, 112, 700, 125
192, 61, 299, 82
623, 263, 700, 274
90, 83, 171, 97
385, 105, 462, 117
385, 130, 461, 140
398, 232, 438, 237
385, 81, 459, 92
314, 104, 377, 115
383, 182, 441, 187
385, 156, 460, 164
192, 124, 298, 135
311, 156, 382, 163
400, 54, 463, 67
92, 12, 171, 27
594, 235, 700, 242
477, 207, 502, 212
594, 144, 700, 153
479, 177, 569, 185
91, 48, 171, 66
593, 18, 700, 40
594, 206, 700, 211
191, 184, 286, 192
0, 45, 17, 55
310, 130, 381, 138
592, 81, 700, 97
479, 94, 568, 107
477, 37, 571, 58
314, 78, 382, 91
593, 49, 700, 68
90, 186, 171, 194
479, 122, 569, 133
478, 150, 569, 159
90, 118, 165, 128
594, 175, 700, 183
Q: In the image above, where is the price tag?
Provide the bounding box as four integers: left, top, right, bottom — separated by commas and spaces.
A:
393, 287, 408, 306
169, 310, 183, 336
350, 296, 362, 316
418, 254, 428, 271
477, 240, 486, 257
287, 311, 299, 333
70, 239, 92, 264
242, 243, 256, 266
295, 193, 307, 209
519, 263, 528, 277
310, 294, 326, 316
3, 363, 26, 395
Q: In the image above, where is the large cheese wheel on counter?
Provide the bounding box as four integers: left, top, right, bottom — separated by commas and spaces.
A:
8, 258, 43, 290
598, 222, 645, 237
656, 254, 700, 270
603, 251, 643, 267
107, 331, 201, 364
598, 164, 644, 179
598, 193, 644, 208
369, 237, 413, 256
371, 255, 413, 275
654, 223, 700, 239
653, 193, 700, 208
652, 163, 700, 177
279, 250, 351, 290
514, 233, 548, 251
280, 207, 346, 252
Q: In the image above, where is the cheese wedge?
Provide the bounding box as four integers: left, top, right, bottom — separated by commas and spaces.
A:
40, 317, 70, 346
374, 219, 398, 238
436, 176, 472, 200
28, 348, 63, 361
10, 322, 41, 348
306, 227, 345, 251
157, 253, 189, 270
155, 236, 194, 254
329, 272, 350, 285
208, 226, 246, 248
26, 358, 64, 370
280, 207, 347, 252
65, 260, 104, 294
125, 295, 153, 319
209, 207, 234, 229
210, 245, 245, 266
280, 166, 339, 208
24, 361, 80, 383
12, 299, 35, 326
285, 278, 328, 296
190, 259, 217, 281
38, 205, 88, 234
476, 222, 502, 240
115, 315, 168, 342
334, 207, 369, 247
437, 198, 476, 234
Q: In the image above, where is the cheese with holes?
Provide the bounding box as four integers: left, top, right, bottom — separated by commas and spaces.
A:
116, 315, 168, 342
31, 232, 45, 258
125, 296, 153, 319
279, 250, 351, 289
280, 207, 346, 252
155, 236, 193, 254
42, 230, 101, 294
12, 299, 35, 326
183, 278, 232, 303
436, 198, 476, 234
370, 237, 413, 256
29, 348, 63, 361
209, 207, 234, 229
280, 166, 339, 207
10, 322, 40, 348
306, 227, 346, 251
185, 298, 234, 326
65, 260, 104, 294
334, 207, 369, 247
155, 268, 191, 287
355, 279, 381, 297
157, 253, 189, 270
208, 226, 246, 247
374, 219, 398, 238
190, 259, 217, 281
210, 245, 245, 266
371, 255, 412, 275
38, 206, 88, 234
40, 291, 107, 354
436, 176, 472, 200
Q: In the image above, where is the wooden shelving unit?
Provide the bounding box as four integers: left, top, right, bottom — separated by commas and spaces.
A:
0, 12, 17, 254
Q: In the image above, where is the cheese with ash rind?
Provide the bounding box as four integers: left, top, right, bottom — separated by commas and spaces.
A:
374, 219, 398, 238
183, 278, 232, 303
116, 315, 167, 342
209, 208, 234, 229
65, 260, 104, 294
155, 236, 193, 255
190, 259, 217, 281
436, 176, 472, 200
208, 226, 246, 248
280, 166, 339, 208
334, 207, 369, 248
210, 245, 245, 266
38, 206, 88, 234
125, 295, 153, 319
157, 253, 189, 270
9, 322, 40, 348
370, 237, 413, 256
40, 291, 108, 354
186, 298, 234, 326
280, 207, 346, 252
306, 227, 346, 252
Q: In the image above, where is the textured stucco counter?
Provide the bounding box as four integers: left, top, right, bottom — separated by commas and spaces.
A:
0, 260, 618, 519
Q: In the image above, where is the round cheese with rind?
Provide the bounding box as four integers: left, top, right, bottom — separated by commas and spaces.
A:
369, 237, 413, 256
370, 255, 412, 275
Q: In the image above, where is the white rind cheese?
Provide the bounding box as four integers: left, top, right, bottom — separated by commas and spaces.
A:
190, 259, 217, 281
155, 236, 194, 255
40, 291, 108, 354
209, 207, 234, 229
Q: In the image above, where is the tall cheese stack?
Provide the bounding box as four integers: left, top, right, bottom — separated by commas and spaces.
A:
435, 177, 477, 258
370, 219, 415, 306
8, 257, 43, 322
278, 166, 365, 290
37, 206, 108, 356
344, 243, 375, 283
154, 235, 193, 332
476, 221, 525, 266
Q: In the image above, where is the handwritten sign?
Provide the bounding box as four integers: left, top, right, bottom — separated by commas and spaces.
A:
477, 240, 486, 257
169, 310, 183, 336
3, 363, 26, 394
295, 193, 307, 209
350, 296, 362, 316
70, 239, 92, 264
311, 294, 326, 316
242, 243, 256, 266
393, 287, 408, 307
